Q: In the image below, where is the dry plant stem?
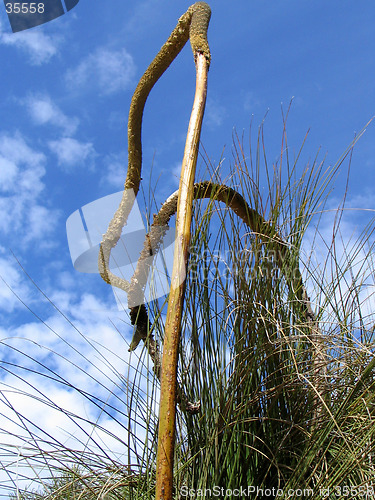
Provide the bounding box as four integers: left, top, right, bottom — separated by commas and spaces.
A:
303, 288, 326, 425
98, 2, 211, 291
155, 52, 209, 500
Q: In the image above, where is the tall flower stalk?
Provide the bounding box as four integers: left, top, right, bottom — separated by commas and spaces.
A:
155, 51, 209, 499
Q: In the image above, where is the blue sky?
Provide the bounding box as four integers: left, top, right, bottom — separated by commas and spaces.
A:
0, 0, 374, 494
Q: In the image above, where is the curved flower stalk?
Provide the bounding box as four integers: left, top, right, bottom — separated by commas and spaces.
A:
129, 181, 319, 347
98, 2, 211, 291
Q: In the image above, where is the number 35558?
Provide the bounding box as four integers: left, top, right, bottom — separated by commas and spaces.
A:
5, 3, 45, 14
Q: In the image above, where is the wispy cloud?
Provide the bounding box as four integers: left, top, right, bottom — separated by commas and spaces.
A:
301, 204, 375, 327
0, 252, 33, 313
65, 48, 136, 95
205, 98, 226, 129
0, 155, 17, 192
25, 94, 79, 135
100, 152, 127, 188
48, 137, 96, 169
0, 280, 140, 491
171, 161, 182, 186
0, 22, 61, 65
0, 131, 59, 244
243, 91, 261, 112
0, 131, 45, 171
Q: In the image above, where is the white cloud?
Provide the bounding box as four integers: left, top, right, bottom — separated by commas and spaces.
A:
0, 282, 137, 395
244, 91, 261, 112
27, 205, 58, 243
0, 131, 45, 170
171, 161, 182, 185
0, 254, 32, 313
0, 28, 60, 65
0, 132, 59, 244
0, 280, 155, 493
65, 48, 136, 95
205, 98, 226, 129
48, 137, 96, 169
0, 369, 139, 492
341, 192, 375, 212
100, 153, 127, 188
25, 94, 79, 135
0, 156, 17, 191
301, 205, 375, 331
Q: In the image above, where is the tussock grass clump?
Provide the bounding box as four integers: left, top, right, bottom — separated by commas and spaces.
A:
2, 117, 375, 498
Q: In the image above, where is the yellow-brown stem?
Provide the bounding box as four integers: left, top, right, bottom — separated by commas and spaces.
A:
155, 52, 208, 500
